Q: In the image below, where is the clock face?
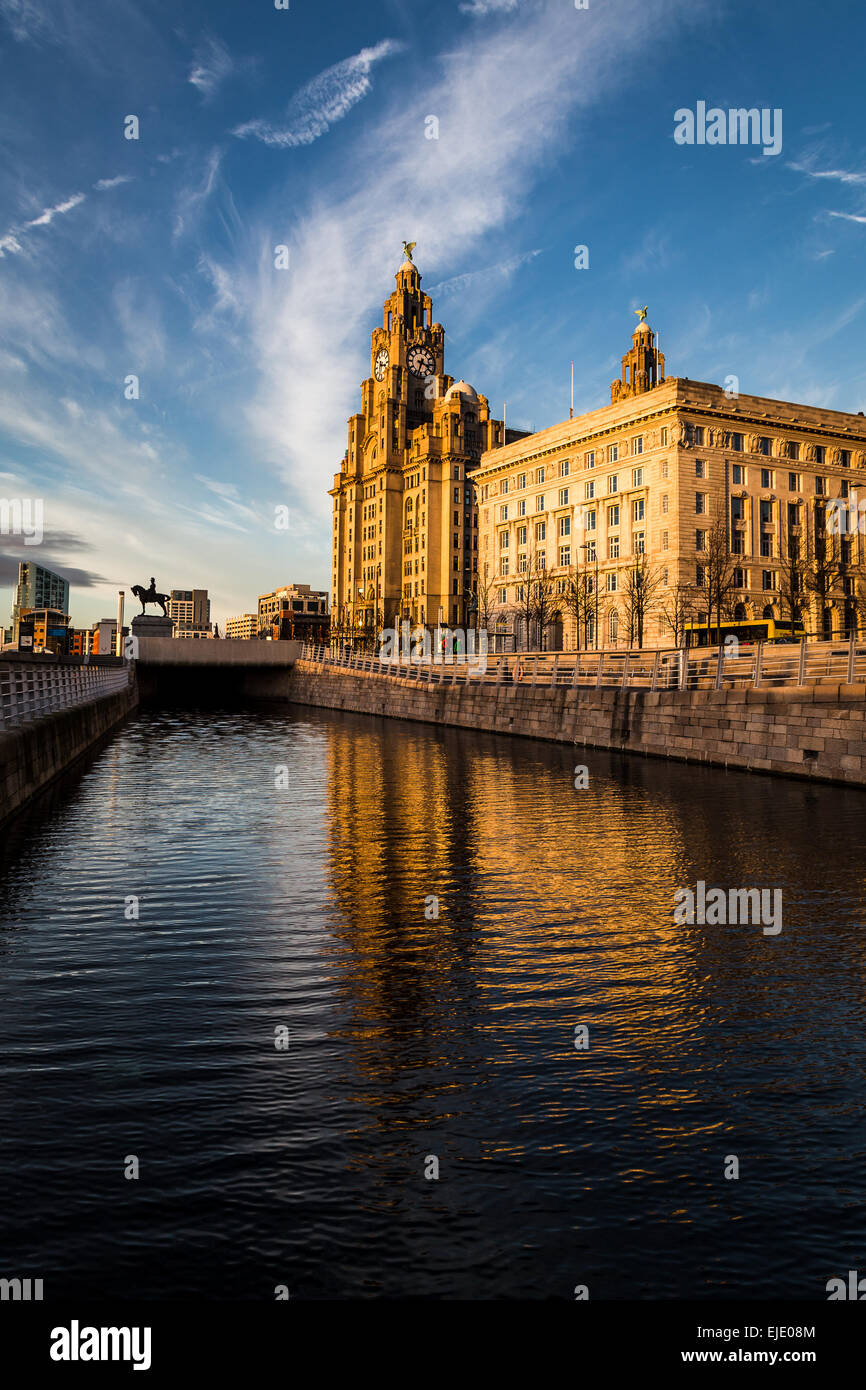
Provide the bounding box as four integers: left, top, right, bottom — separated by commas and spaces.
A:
407, 343, 435, 378
374, 348, 389, 381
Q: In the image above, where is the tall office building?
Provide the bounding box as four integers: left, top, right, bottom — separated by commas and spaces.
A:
258, 584, 328, 642
12, 562, 69, 638
168, 589, 212, 638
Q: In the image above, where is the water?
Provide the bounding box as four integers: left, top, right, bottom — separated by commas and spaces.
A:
1, 704, 864, 1300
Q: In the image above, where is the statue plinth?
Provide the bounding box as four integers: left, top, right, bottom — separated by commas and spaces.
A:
131, 613, 174, 640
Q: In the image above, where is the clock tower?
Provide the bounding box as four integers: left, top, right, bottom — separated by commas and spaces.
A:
330, 248, 511, 645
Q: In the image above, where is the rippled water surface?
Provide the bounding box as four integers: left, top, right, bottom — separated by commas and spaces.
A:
1, 704, 865, 1299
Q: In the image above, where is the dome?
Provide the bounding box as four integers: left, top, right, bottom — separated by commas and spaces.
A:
635, 319, 652, 334
445, 379, 478, 401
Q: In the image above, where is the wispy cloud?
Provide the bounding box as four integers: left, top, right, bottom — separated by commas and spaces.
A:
827, 210, 866, 225
0, 190, 86, 258
429, 249, 541, 298
788, 160, 866, 187
93, 175, 133, 191
0, 0, 50, 43
233, 39, 403, 148
459, 0, 519, 14
189, 34, 234, 101
173, 147, 222, 238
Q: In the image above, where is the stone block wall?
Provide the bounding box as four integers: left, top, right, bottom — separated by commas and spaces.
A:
0, 683, 139, 826
287, 662, 866, 787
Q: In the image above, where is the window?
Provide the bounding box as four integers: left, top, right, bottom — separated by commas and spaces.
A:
454, 487, 460, 502
517, 499, 526, 516
814, 446, 825, 466
559, 488, 569, 506
759, 436, 771, 456
662, 530, 669, 550
662, 566, 669, 585
609, 610, 619, 640
584, 540, 597, 562
585, 481, 595, 500
633, 532, 645, 555
518, 553, 527, 572
660, 459, 669, 479
632, 467, 643, 486
517, 525, 527, 544
500, 531, 509, 547
696, 529, 706, 551
501, 478, 509, 494
608, 504, 620, 527
607, 573, 618, 593
559, 517, 571, 537
816, 476, 826, 496
660, 427, 668, 446
762, 570, 774, 591
633, 436, 643, 455
536, 467, 545, 484
535, 495, 545, 511
560, 460, 570, 477
788, 472, 800, 492
789, 441, 800, 460
608, 444, 619, 463
731, 496, 744, 521
585, 451, 595, 469
583, 509, 596, 531
732, 464, 745, 485
760, 536, 772, 557
517, 472, 526, 489
535, 522, 546, 541
840, 450, 851, 468
608, 536, 620, 559
498, 589, 507, 605
731, 433, 743, 452
696, 563, 706, 587
662, 494, 669, 514
760, 499, 772, 523
733, 568, 744, 588
841, 478, 850, 498
500, 558, 509, 575
559, 546, 571, 567
632, 499, 645, 522
761, 468, 773, 489
696, 493, 706, 514
608, 474, 618, 493
500, 504, 508, 520
695, 459, 706, 478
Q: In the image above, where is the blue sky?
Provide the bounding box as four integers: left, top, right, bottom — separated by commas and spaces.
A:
1, 0, 865, 630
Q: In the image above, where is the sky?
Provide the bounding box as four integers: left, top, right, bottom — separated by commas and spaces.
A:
1, 0, 865, 631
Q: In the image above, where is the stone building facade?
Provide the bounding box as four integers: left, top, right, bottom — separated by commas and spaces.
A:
329, 252, 526, 646
474, 315, 866, 650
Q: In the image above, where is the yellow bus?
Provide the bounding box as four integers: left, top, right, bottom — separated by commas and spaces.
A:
684, 616, 806, 648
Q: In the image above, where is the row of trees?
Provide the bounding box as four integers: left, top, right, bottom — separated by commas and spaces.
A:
474, 503, 866, 650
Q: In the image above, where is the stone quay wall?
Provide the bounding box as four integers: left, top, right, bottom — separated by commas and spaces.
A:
287, 661, 866, 788
0, 680, 139, 826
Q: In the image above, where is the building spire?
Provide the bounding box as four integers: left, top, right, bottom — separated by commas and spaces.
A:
611, 307, 665, 403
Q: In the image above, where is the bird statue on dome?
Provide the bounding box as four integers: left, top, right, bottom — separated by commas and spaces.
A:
402, 240, 416, 262
634, 305, 649, 321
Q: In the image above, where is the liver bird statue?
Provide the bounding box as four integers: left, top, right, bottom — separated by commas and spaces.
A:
634, 305, 649, 321
402, 240, 416, 262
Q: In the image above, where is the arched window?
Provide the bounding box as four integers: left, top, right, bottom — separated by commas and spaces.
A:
609, 610, 619, 643
762, 604, 775, 619
734, 603, 746, 621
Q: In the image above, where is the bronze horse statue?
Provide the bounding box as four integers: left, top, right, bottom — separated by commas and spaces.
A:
131, 577, 169, 617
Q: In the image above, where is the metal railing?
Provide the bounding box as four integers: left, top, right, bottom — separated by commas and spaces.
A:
298, 635, 866, 693
0, 662, 132, 730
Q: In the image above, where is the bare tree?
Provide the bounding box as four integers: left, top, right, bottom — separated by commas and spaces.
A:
529, 552, 557, 650
703, 506, 738, 642
659, 582, 699, 648
622, 552, 664, 647
803, 500, 844, 640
